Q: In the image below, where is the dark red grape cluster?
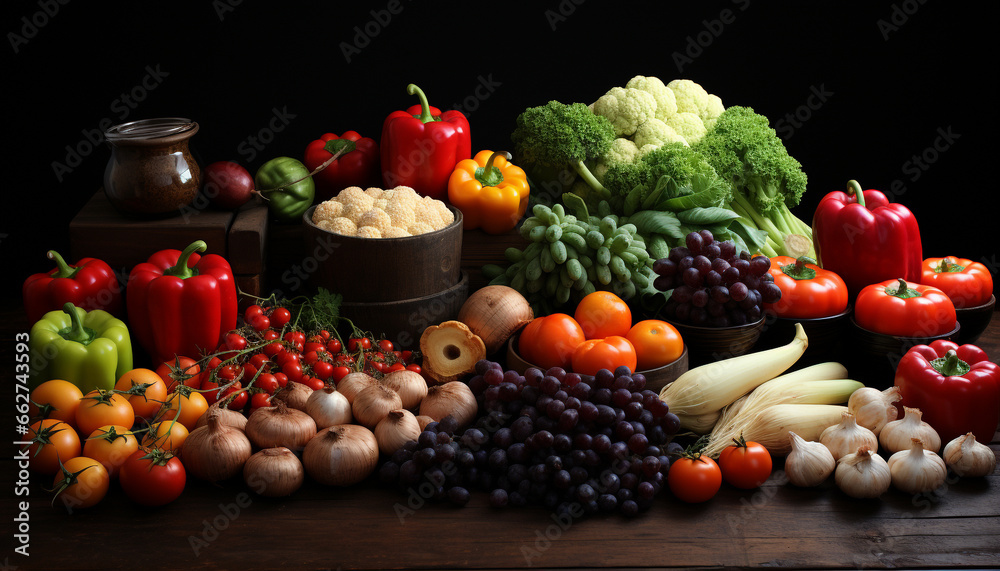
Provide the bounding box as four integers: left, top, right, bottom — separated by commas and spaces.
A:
380, 360, 682, 517
652, 230, 781, 327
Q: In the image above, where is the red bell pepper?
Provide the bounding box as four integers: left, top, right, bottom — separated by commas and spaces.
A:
811, 180, 923, 297
380, 83, 471, 200
303, 131, 381, 202
126, 240, 238, 364
23, 250, 123, 323
894, 340, 1000, 444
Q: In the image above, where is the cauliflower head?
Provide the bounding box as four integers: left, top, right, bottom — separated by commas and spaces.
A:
592, 87, 656, 138
626, 75, 677, 121
664, 112, 707, 145
632, 119, 688, 150
593, 138, 640, 183
667, 79, 710, 116
703, 94, 725, 123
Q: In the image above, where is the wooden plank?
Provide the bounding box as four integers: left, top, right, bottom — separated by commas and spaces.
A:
69, 190, 233, 270
227, 202, 269, 274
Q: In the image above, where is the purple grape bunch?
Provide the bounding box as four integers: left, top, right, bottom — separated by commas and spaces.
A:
381, 360, 682, 518
651, 229, 782, 327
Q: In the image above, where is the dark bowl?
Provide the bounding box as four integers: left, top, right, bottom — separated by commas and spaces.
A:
505, 333, 688, 391
756, 306, 853, 368
954, 294, 995, 345
664, 317, 765, 367
847, 317, 960, 389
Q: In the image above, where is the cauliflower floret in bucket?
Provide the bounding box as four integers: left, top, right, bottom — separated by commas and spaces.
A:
312, 200, 344, 223
408, 221, 434, 235
319, 217, 358, 236
383, 199, 416, 229
364, 187, 384, 200
357, 208, 393, 235
382, 226, 412, 239
337, 186, 375, 223
356, 226, 382, 239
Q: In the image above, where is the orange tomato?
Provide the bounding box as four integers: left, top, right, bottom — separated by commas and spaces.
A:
160, 388, 209, 431
155, 356, 203, 391
52, 456, 110, 510
82, 425, 139, 478
75, 390, 135, 438
518, 314, 586, 371
626, 320, 684, 371
28, 379, 84, 427
570, 336, 637, 376
115, 368, 168, 419
142, 420, 189, 452
23, 419, 82, 475
574, 291, 632, 339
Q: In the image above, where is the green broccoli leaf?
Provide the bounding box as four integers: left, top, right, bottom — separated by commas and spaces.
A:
676, 207, 741, 226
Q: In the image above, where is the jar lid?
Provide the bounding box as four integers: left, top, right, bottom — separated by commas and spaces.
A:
105, 117, 197, 141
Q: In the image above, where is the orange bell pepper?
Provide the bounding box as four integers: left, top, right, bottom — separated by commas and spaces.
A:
447, 150, 529, 234
920, 256, 994, 308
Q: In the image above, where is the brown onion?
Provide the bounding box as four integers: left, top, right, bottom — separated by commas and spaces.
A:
276, 381, 314, 411
303, 424, 379, 486
243, 447, 304, 497
378, 370, 428, 410
419, 381, 477, 429
352, 383, 402, 428
337, 372, 378, 404
374, 410, 421, 456
194, 403, 248, 432
245, 400, 317, 451
415, 415, 436, 431
181, 409, 252, 482
457, 285, 533, 355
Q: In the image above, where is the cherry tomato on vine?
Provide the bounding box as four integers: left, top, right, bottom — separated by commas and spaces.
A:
244, 305, 263, 322
155, 357, 202, 392
327, 338, 342, 354
250, 313, 270, 332
225, 332, 248, 352
273, 373, 289, 388
284, 330, 306, 349
303, 350, 322, 365
270, 307, 291, 329
249, 353, 271, 372
242, 362, 258, 381
348, 337, 372, 352
119, 449, 186, 507
386, 363, 406, 373
300, 375, 325, 391
52, 456, 110, 510
318, 330, 331, 341
221, 385, 249, 411
304, 341, 326, 356
250, 392, 272, 412
405, 363, 422, 375
718, 438, 773, 489
263, 341, 284, 357
255, 373, 279, 394
312, 361, 334, 381
378, 339, 394, 353
282, 360, 304, 383
331, 366, 352, 384
262, 329, 280, 341
667, 454, 722, 503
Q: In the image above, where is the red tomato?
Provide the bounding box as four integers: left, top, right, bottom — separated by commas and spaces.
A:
263, 341, 284, 357
250, 392, 272, 412
250, 313, 270, 331
313, 361, 334, 381
348, 337, 372, 352
119, 449, 186, 507
249, 352, 271, 372
626, 320, 684, 371
570, 336, 637, 376
225, 332, 247, 352
300, 376, 325, 391
386, 363, 406, 373
331, 366, 352, 384
327, 338, 342, 354
244, 305, 263, 322
221, 385, 249, 411
378, 339, 394, 353
155, 357, 202, 392
284, 331, 306, 352
262, 329, 280, 341
273, 373, 289, 388
282, 360, 303, 383
574, 291, 633, 339
303, 350, 322, 365
667, 454, 722, 503
270, 307, 292, 328
255, 373, 279, 394
406, 363, 422, 375
718, 438, 773, 489
518, 314, 586, 371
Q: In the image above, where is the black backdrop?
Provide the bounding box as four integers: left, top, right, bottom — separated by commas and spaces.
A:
4, 0, 997, 301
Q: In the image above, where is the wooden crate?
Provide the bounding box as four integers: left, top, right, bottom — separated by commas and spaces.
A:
69, 191, 269, 303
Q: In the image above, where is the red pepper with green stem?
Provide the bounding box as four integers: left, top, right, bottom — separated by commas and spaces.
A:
127, 240, 238, 365
811, 180, 923, 298
303, 131, 380, 202
23, 250, 123, 323
380, 84, 471, 200
894, 340, 1000, 444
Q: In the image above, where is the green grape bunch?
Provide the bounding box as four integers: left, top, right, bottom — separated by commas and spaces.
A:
485, 200, 655, 314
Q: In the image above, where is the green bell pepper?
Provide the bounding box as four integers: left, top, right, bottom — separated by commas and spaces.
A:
29, 302, 133, 394
255, 156, 316, 222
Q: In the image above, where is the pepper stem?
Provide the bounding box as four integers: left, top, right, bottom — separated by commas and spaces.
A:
60, 302, 92, 344
163, 241, 206, 279
475, 151, 510, 188
47, 250, 79, 279
846, 180, 866, 208
931, 349, 971, 377
781, 256, 818, 281
886, 278, 922, 299
407, 84, 440, 124
937, 257, 965, 273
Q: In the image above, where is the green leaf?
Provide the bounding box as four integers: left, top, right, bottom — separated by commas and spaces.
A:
676, 207, 741, 226
323, 138, 357, 156
657, 173, 730, 212
628, 210, 684, 240
728, 218, 769, 255
561, 192, 591, 221
623, 184, 643, 216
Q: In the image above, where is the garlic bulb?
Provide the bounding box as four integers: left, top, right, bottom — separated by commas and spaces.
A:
374, 409, 421, 456
887, 438, 947, 493
879, 406, 941, 454
785, 431, 836, 487
820, 412, 878, 461
847, 386, 901, 435
835, 446, 891, 499
943, 433, 997, 477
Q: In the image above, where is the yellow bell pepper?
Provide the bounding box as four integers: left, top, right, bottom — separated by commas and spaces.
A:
447, 150, 529, 234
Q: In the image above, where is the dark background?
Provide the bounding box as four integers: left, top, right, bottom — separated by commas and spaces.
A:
3, 0, 996, 301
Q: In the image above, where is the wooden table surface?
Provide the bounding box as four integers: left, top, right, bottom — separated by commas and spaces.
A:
2, 304, 998, 571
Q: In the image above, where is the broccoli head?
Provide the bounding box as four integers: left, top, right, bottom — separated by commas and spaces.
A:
603, 141, 720, 200
511, 100, 616, 200
693, 105, 807, 213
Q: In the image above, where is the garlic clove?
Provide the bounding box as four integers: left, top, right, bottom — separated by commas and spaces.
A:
834, 446, 891, 499
785, 431, 836, 487
847, 386, 901, 435
943, 432, 997, 478
819, 411, 879, 461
